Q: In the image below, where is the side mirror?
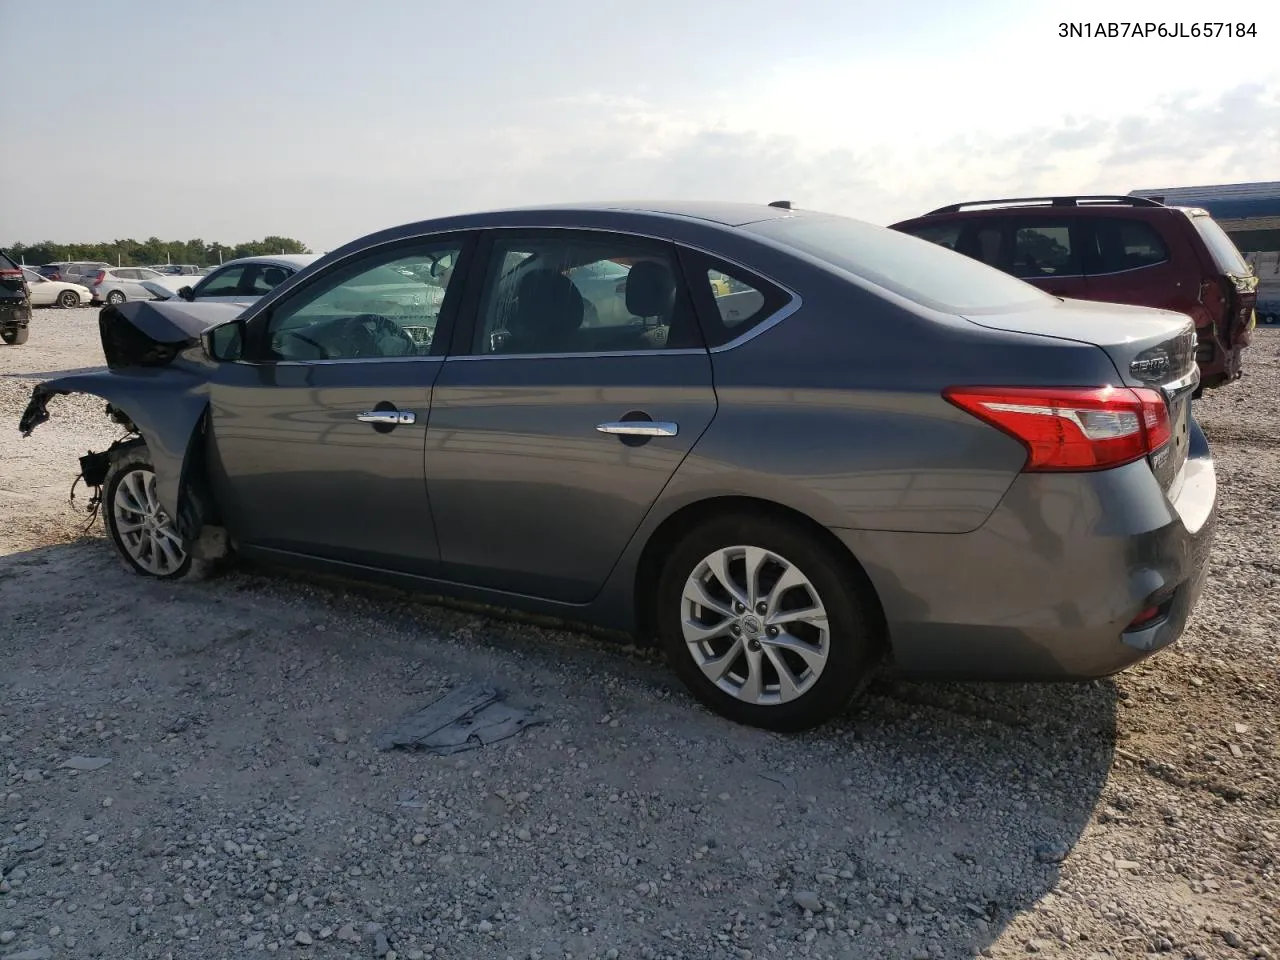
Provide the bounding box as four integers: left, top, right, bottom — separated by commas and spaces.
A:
178, 285, 195, 302
206, 319, 244, 362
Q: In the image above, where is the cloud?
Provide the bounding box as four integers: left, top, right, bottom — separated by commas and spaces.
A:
467, 77, 1280, 230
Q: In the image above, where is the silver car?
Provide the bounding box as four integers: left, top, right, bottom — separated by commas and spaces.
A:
89, 267, 186, 305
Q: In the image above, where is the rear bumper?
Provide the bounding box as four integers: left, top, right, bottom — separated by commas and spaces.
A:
1195, 326, 1246, 388
833, 427, 1217, 680
1, 301, 32, 327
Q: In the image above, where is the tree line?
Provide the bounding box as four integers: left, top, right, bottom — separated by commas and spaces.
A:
5, 236, 311, 268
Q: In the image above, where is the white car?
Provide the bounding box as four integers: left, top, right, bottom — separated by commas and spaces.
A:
22, 268, 92, 308
179, 254, 322, 305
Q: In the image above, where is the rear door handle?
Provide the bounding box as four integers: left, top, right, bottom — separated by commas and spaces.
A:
357, 410, 416, 425
596, 420, 678, 437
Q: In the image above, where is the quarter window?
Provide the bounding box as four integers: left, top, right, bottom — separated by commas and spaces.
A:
474, 236, 701, 355
707, 268, 768, 330
1084, 219, 1171, 274
1011, 223, 1079, 278
265, 246, 460, 361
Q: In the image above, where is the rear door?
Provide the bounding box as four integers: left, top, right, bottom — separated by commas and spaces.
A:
425, 228, 718, 603
1079, 216, 1187, 312
1004, 219, 1090, 299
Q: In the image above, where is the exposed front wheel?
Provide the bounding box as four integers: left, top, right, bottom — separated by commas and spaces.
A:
103, 444, 213, 581
1, 326, 29, 345
57, 289, 80, 308
105, 291, 126, 306
656, 514, 881, 731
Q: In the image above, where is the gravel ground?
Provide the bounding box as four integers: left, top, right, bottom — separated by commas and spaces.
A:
1, 306, 1277, 960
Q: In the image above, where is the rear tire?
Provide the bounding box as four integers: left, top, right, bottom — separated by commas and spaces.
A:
105, 291, 126, 306
655, 513, 880, 731
103, 443, 215, 582
1, 326, 29, 345
57, 289, 80, 308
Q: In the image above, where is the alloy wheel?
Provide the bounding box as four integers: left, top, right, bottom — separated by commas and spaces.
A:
111, 467, 188, 576
680, 545, 830, 705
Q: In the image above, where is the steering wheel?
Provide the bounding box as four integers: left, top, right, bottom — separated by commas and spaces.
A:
351, 313, 418, 358
276, 330, 334, 360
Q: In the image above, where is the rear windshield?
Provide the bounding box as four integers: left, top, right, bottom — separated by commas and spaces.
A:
744, 215, 1050, 314
1187, 212, 1251, 276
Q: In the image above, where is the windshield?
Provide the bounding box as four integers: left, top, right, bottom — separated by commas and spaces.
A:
745, 214, 1051, 314
1188, 212, 1251, 276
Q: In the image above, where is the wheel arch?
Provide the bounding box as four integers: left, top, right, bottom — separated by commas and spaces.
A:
19, 370, 214, 537
631, 494, 888, 646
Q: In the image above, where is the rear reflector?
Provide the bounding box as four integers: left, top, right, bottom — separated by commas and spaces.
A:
944, 385, 1171, 472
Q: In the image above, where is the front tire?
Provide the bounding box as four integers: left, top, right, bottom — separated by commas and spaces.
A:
656, 514, 880, 731
58, 289, 80, 308
105, 291, 126, 306
103, 444, 212, 581
1, 326, 29, 345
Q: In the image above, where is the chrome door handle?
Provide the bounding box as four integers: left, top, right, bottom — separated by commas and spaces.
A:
596, 420, 678, 437
357, 410, 416, 425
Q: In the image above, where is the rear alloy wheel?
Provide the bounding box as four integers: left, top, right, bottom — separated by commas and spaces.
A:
1, 326, 29, 345
105, 290, 125, 306
57, 289, 80, 308
657, 515, 879, 731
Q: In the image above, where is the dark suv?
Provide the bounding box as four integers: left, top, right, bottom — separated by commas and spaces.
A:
890, 196, 1259, 391
1, 249, 32, 345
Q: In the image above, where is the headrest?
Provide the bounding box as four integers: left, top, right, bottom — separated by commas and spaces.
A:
625, 260, 676, 318
510, 269, 585, 339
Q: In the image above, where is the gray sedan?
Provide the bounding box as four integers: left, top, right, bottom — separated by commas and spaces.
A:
19, 201, 1216, 730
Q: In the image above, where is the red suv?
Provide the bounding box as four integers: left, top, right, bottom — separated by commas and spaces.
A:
890, 195, 1259, 392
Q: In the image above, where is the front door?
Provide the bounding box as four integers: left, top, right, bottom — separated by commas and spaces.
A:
426, 229, 718, 603
206, 235, 472, 574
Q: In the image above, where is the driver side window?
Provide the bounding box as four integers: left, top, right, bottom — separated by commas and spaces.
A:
265, 245, 463, 362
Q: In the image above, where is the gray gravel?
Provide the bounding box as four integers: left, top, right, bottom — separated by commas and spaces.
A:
1, 307, 1277, 960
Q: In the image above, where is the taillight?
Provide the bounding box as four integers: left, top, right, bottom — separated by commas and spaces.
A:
92, 271, 107, 285
944, 386, 1171, 472
0, 267, 22, 280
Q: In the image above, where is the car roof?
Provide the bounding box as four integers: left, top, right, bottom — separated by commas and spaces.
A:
320, 201, 825, 262
213, 254, 322, 269
488, 200, 801, 226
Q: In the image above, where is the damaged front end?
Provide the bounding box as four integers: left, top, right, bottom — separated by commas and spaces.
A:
19, 299, 244, 541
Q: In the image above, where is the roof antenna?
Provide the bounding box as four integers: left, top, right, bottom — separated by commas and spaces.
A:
768, 200, 792, 209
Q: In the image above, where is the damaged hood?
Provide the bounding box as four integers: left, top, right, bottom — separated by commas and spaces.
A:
99, 299, 245, 369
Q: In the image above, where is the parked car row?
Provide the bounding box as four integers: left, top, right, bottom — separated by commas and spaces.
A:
19, 198, 1224, 729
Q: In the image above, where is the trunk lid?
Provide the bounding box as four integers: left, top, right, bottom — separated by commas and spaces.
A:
961, 297, 1198, 495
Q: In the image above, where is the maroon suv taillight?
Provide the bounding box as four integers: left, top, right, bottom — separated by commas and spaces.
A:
943, 386, 1172, 472
91, 271, 107, 286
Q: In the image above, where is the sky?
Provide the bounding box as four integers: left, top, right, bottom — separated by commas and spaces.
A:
3, 0, 1278, 252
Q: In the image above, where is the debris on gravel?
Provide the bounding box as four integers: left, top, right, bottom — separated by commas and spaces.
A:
1, 310, 1277, 959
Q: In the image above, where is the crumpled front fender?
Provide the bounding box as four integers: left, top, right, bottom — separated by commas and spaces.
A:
19, 368, 210, 523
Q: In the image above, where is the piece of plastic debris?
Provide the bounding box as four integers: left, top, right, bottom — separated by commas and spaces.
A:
374, 684, 544, 754
757, 772, 797, 792
60, 756, 113, 772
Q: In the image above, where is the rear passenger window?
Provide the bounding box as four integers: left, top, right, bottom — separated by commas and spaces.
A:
1012, 224, 1078, 278
1086, 219, 1170, 274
